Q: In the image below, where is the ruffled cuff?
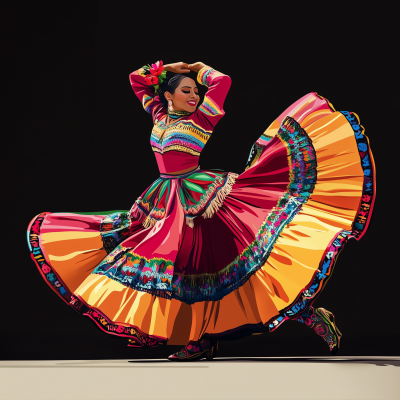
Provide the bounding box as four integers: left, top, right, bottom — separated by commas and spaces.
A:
197, 66, 215, 87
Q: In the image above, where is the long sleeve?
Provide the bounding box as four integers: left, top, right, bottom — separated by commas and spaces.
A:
129, 68, 165, 122
194, 66, 232, 129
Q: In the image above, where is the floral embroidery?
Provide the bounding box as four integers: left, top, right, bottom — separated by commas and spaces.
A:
92, 246, 175, 298
340, 111, 375, 238
27, 213, 71, 303
70, 295, 166, 347
94, 198, 304, 303
277, 117, 317, 204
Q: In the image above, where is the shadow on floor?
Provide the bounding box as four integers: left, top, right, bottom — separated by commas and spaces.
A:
128, 357, 400, 367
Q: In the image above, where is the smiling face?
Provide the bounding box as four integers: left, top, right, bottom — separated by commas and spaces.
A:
164, 77, 200, 113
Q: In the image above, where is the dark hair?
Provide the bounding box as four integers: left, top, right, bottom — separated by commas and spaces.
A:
157, 74, 187, 108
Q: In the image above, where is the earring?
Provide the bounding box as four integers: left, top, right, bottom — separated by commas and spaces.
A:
168, 100, 174, 112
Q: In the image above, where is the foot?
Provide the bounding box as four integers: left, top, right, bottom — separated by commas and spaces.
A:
305, 307, 342, 355
167, 338, 218, 362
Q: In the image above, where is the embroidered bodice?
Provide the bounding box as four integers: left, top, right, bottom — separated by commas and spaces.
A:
151, 119, 211, 157
128, 65, 236, 229
130, 66, 231, 174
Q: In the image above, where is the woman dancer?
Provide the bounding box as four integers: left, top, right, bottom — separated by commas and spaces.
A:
27, 61, 375, 361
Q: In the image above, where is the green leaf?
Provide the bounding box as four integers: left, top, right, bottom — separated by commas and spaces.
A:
178, 186, 188, 207
183, 180, 205, 194
182, 184, 197, 203
187, 173, 213, 182
185, 189, 197, 203
144, 179, 163, 197
158, 180, 170, 199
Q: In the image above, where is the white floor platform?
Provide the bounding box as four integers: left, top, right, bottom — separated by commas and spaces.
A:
1, 357, 399, 400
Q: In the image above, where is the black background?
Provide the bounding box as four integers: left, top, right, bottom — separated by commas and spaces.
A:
2, 2, 398, 360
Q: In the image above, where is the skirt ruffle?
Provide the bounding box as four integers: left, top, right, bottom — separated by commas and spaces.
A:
27, 92, 375, 346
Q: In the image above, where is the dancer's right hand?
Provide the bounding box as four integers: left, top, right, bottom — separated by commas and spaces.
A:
164, 62, 191, 73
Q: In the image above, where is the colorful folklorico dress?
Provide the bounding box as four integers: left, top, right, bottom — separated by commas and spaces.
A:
27, 64, 375, 352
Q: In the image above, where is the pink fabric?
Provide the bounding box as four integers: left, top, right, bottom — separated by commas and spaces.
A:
118, 136, 290, 276
41, 213, 104, 233
173, 137, 289, 275
154, 151, 199, 174
124, 185, 185, 261
276, 92, 333, 126
232, 137, 289, 209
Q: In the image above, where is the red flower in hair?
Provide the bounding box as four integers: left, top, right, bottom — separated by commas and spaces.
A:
150, 60, 164, 76
145, 75, 159, 85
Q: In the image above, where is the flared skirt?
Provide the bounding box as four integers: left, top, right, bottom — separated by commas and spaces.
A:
27, 93, 375, 346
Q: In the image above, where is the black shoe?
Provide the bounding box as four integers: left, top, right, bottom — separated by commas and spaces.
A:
167, 339, 218, 362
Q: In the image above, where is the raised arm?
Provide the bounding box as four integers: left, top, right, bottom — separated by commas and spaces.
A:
189, 62, 232, 129
129, 66, 164, 122
129, 61, 194, 122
